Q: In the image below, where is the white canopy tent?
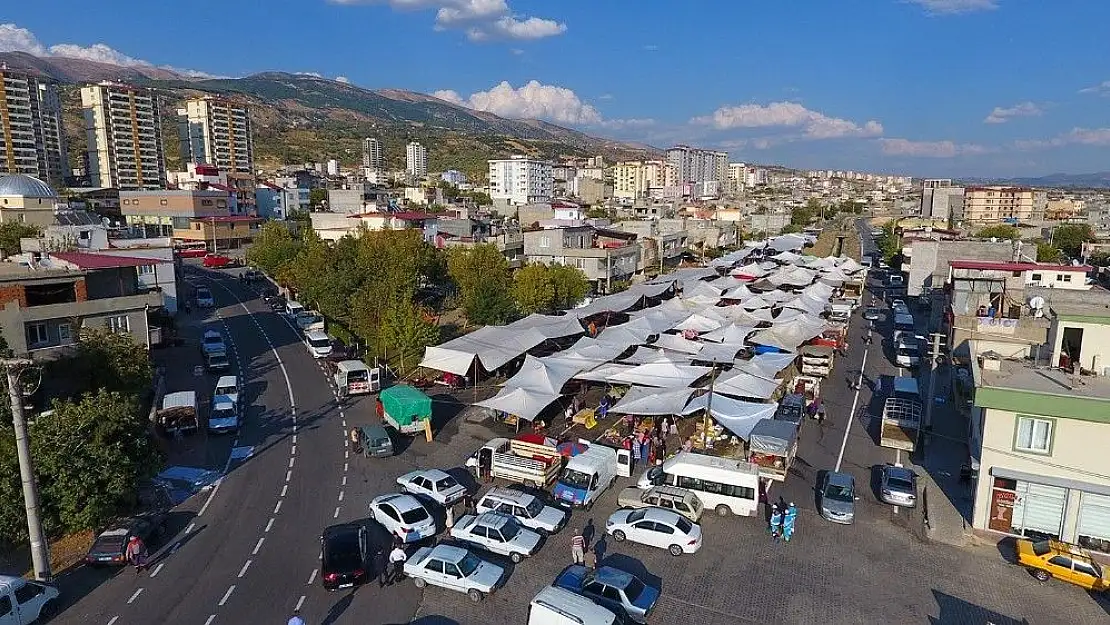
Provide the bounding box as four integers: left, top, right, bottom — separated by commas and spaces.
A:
652, 333, 705, 354
612, 386, 698, 416
608, 361, 712, 388
700, 323, 756, 344
438, 326, 548, 372
628, 309, 688, 334
731, 262, 770, 280
680, 393, 778, 440
503, 354, 587, 394
475, 387, 560, 422
575, 291, 644, 317
771, 250, 802, 264
713, 369, 782, 400
508, 313, 584, 339
626, 282, 675, 299
418, 346, 475, 375
573, 362, 636, 383
736, 352, 797, 378
596, 324, 651, 349
767, 234, 808, 252
718, 306, 774, 324
672, 311, 726, 333
621, 345, 692, 365
693, 342, 745, 364
749, 315, 827, 351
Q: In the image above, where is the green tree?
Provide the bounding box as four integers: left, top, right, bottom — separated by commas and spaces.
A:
585, 206, 610, 219
1051, 224, 1095, 260
464, 191, 492, 206
0, 222, 42, 257
308, 188, 328, 208
448, 244, 513, 325
512, 264, 555, 314
976, 225, 1021, 240
246, 222, 302, 277
549, 265, 590, 310
65, 329, 154, 399
1037, 242, 1062, 263
378, 296, 440, 374
32, 391, 160, 535
780, 223, 803, 234
877, 220, 901, 263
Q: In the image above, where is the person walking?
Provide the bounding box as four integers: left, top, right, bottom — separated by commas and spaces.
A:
783, 502, 798, 543
769, 504, 782, 542
570, 529, 586, 565
388, 542, 408, 585
374, 547, 389, 588
126, 535, 148, 574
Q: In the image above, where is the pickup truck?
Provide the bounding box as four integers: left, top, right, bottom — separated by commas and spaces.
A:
799, 345, 834, 378
204, 347, 230, 372
879, 397, 922, 452
468, 436, 564, 488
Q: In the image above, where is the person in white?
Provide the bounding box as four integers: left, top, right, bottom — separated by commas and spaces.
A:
388, 543, 408, 585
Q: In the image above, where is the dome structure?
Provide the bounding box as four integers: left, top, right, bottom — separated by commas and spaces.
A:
0, 174, 57, 198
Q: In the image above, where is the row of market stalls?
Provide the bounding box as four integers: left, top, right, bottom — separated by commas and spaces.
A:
417, 233, 868, 472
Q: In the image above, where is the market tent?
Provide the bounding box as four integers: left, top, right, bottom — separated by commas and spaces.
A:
721, 284, 754, 300
749, 418, 799, 456
608, 361, 712, 388
652, 333, 705, 354
439, 326, 548, 372
475, 387, 560, 422
837, 257, 863, 274
626, 281, 675, 299
574, 362, 636, 382
772, 308, 809, 323
700, 323, 756, 344
709, 248, 753, 268
683, 293, 721, 307
693, 342, 745, 364
781, 294, 828, 316
509, 313, 584, 339
731, 262, 770, 280
749, 315, 827, 351
736, 352, 797, 378
596, 324, 651, 349
706, 275, 747, 292
628, 309, 688, 334
680, 393, 777, 440
418, 346, 475, 375
767, 233, 807, 252
575, 291, 643, 317
684, 281, 725, 299
740, 294, 774, 310
802, 282, 836, 301
672, 311, 726, 333
380, 385, 432, 427
769, 266, 817, 288
612, 386, 697, 416
819, 267, 850, 283
771, 250, 801, 264
713, 369, 781, 400
718, 306, 774, 324
621, 345, 691, 365
563, 336, 632, 363
503, 354, 585, 394
761, 290, 797, 304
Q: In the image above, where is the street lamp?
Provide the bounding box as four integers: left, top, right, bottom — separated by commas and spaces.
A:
3, 358, 50, 581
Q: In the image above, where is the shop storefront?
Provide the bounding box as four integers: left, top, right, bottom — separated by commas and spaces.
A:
1077, 492, 1110, 553
987, 468, 1110, 552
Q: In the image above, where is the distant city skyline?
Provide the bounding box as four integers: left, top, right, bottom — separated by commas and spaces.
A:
3, 1, 1110, 178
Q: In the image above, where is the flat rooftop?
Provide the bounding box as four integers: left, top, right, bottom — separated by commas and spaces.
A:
980, 358, 1110, 400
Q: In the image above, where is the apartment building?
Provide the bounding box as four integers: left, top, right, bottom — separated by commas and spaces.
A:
362, 137, 383, 169
727, 163, 747, 194
178, 97, 254, 210
81, 82, 166, 190
522, 226, 640, 292
963, 186, 1035, 224
920, 179, 965, 221
0, 68, 68, 187
120, 189, 258, 249
489, 156, 554, 206
665, 146, 728, 187
612, 160, 676, 200
0, 173, 61, 227
406, 142, 427, 177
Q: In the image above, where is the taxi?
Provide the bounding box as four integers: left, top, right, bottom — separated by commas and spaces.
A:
1015, 539, 1109, 592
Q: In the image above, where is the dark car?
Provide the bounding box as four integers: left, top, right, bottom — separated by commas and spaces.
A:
554, 564, 660, 623
321, 523, 369, 591
85, 511, 166, 566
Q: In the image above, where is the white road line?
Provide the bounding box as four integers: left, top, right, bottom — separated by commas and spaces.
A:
198, 479, 221, 517
295, 595, 306, 611
292, 434, 297, 444
307, 568, 318, 585
333, 506, 341, 519
338, 490, 345, 502
127, 588, 143, 604
344, 450, 349, 460
204, 615, 216, 625
219, 585, 235, 606
107, 616, 119, 625
344, 463, 348, 473
291, 444, 297, 455
341, 419, 347, 428
835, 345, 869, 473
281, 484, 288, 497
274, 500, 283, 514
253, 537, 265, 555
149, 562, 165, 578
186, 522, 196, 534
265, 518, 275, 533
237, 560, 252, 578
289, 456, 295, 468
286, 470, 292, 482
341, 476, 347, 486
170, 542, 181, 554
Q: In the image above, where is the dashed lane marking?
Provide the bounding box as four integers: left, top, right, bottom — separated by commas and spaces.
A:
281, 484, 288, 497
307, 569, 317, 585
253, 537, 265, 555
289, 456, 295, 468
149, 563, 165, 578
237, 560, 252, 578
185, 522, 196, 534
274, 500, 282, 514
341, 476, 347, 486
338, 490, 344, 502
204, 615, 216, 625
295, 595, 306, 611
219, 585, 235, 606
333, 506, 341, 519
107, 616, 119, 625
286, 470, 292, 482
127, 588, 143, 604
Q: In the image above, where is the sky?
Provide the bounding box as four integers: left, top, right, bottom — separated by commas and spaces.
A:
3, 0, 1110, 178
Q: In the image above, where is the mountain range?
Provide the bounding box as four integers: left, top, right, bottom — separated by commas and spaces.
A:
0, 51, 655, 177
958, 172, 1110, 189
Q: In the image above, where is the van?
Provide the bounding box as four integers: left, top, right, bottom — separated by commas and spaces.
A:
887, 274, 905, 288
894, 313, 915, 333
334, 360, 378, 395
305, 330, 333, 359
553, 444, 624, 509
654, 452, 760, 517
356, 424, 393, 458
284, 300, 305, 317
895, 338, 920, 368
0, 575, 60, 624
892, 376, 920, 401
528, 586, 623, 625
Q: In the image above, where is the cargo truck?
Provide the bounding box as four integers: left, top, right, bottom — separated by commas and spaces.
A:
879, 397, 922, 452
467, 435, 564, 488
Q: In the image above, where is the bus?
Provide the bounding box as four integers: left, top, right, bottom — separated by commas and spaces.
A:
644, 452, 760, 517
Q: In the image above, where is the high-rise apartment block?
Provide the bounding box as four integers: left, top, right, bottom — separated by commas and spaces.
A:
81, 82, 166, 190
920, 179, 965, 222
0, 68, 68, 187
362, 137, 383, 169
666, 146, 728, 189
406, 142, 427, 177
963, 186, 1034, 224
612, 160, 676, 200
488, 156, 553, 206
178, 97, 254, 175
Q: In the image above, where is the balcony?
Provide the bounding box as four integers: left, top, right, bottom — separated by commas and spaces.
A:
17, 290, 163, 323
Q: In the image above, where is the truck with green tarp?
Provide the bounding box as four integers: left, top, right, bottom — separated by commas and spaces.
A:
377, 384, 433, 435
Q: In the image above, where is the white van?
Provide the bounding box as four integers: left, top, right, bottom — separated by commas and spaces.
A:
284, 300, 305, 318
304, 330, 333, 359
528, 586, 622, 625
552, 444, 625, 510
334, 360, 377, 395
654, 452, 760, 517
0, 575, 60, 624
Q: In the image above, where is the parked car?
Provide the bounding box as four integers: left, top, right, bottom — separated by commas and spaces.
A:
207, 394, 240, 434
203, 253, 233, 268
397, 469, 467, 506
195, 286, 214, 308
449, 512, 542, 563
369, 493, 436, 543
553, 564, 660, 624
305, 330, 333, 359
295, 310, 325, 333
475, 487, 566, 534
0, 575, 59, 624
863, 307, 882, 321
616, 485, 703, 522
818, 471, 858, 524
605, 507, 702, 556
85, 511, 167, 566
1016, 539, 1109, 591
201, 329, 225, 353
879, 465, 918, 508
355, 424, 393, 458
320, 523, 369, 591
404, 544, 504, 602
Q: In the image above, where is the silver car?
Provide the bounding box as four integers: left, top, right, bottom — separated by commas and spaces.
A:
475, 487, 566, 534
879, 465, 918, 508
449, 512, 542, 563
819, 471, 858, 524
404, 544, 503, 603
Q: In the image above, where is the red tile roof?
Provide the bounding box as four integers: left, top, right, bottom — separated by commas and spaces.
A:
50, 251, 170, 270
949, 260, 1092, 272
392, 211, 436, 220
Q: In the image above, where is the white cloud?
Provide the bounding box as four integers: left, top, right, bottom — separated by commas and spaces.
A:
332, 0, 565, 41
598, 118, 656, 130
984, 101, 1042, 124
434, 80, 601, 125
643, 44, 659, 52
1017, 127, 1110, 150
0, 22, 217, 77
691, 101, 883, 140
335, 76, 351, 83
295, 71, 324, 78
878, 138, 990, 158
906, 0, 999, 15
1079, 80, 1110, 96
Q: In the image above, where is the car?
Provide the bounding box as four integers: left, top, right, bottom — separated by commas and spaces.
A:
320, 523, 369, 591
369, 493, 436, 543
195, 286, 215, 308
266, 295, 286, 312
201, 329, 225, 355
475, 487, 567, 534
635, 464, 664, 490
818, 471, 858, 524
397, 469, 467, 506
878, 465, 918, 508
295, 310, 326, 333
207, 395, 239, 434
449, 511, 542, 563
891, 298, 907, 311
616, 485, 703, 522
605, 507, 702, 556
203, 253, 232, 268
241, 269, 263, 281
1015, 539, 1110, 591
85, 511, 167, 566
404, 544, 504, 602
0, 575, 59, 624
214, 375, 238, 405
553, 564, 661, 624
305, 330, 333, 359
863, 307, 882, 321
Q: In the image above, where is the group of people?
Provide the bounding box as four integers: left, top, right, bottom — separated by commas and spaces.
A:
372, 538, 411, 588
768, 499, 798, 543
569, 525, 606, 569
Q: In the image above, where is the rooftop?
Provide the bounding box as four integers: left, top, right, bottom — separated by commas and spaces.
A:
950, 260, 1092, 273
50, 251, 170, 270
978, 357, 1110, 401
0, 174, 56, 198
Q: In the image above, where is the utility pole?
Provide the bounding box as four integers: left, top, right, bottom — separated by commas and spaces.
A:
3, 358, 50, 581
922, 333, 944, 434
701, 366, 719, 450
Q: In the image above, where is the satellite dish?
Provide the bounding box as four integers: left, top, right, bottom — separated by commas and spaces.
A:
1029, 296, 1046, 318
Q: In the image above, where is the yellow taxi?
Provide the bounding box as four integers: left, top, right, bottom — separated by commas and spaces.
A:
1015, 539, 1109, 592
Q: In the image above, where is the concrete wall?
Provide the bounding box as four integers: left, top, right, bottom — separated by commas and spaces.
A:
1050, 319, 1110, 374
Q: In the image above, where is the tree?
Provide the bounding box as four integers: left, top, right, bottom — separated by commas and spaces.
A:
877, 220, 901, 263
64, 329, 154, 399
549, 265, 589, 310
378, 296, 440, 374
0, 222, 41, 257
308, 188, 328, 208
780, 223, 802, 234
512, 264, 555, 314
447, 244, 513, 325
246, 222, 301, 277
585, 206, 610, 219
1037, 242, 1062, 263
1051, 224, 1095, 260
975, 225, 1021, 240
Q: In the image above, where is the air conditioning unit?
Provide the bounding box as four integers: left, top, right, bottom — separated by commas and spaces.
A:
980, 352, 1002, 371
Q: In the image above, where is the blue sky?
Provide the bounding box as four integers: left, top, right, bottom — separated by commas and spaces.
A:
3, 0, 1110, 177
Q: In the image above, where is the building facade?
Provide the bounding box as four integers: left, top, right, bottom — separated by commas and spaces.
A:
488, 156, 554, 206
81, 82, 166, 190
963, 186, 1035, 224
406, 142, 427, 177
920, 179, 965, 222
0, 69, 68, 188
178, 97, 254, 175
666, 146, 728, 187
522, 226, 640, 291
362, 137, 383, 169
0, 173, 61, 227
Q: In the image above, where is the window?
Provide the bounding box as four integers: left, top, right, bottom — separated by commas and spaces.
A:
159, 199, 168, 206
0, 595, 10, 617
539, 235, 550, 248
201, 199, 213, 206
1011, 271, 1022, 278
1048, 555, 1072, 569
1074, 560, 1099, 578
1015, 416, 1053, 454
58, 323, 72, 344
138, 265, 155, 276
1062, 274, 1072, 282
443, 563, 461, 578
27, 323, 48, 347
1031, 273, 1042, 282
13, 582, 44, 604
108, 315, 130, 334
195, 223, 202, 230
425, 560, 444, 574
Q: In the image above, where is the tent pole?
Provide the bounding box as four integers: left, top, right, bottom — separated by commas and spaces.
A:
702, 365, 718, 450
473, 357, 478, 402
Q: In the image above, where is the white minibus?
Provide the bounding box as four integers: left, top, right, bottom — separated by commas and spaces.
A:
653, 452, 760, 517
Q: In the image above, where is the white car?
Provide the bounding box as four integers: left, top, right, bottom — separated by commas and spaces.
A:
295, 310, 325, 333
397, 469, 466, 506
403, 544, 504, 603
195, 286, 215, 308
449, 512, 542, 563
368, 493, 436, 543
305, 330, 333, 359
214, 375, 238, 404
475, 487, 567, 534
606, 507, 702, 556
